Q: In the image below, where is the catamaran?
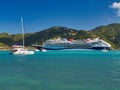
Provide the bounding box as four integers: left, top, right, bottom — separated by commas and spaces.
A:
11, 17, 34, 55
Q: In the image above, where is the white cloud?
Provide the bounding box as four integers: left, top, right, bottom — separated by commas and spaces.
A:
111, 2, 120, 16
111, 2, 120, 8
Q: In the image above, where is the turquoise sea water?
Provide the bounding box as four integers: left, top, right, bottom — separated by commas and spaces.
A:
0, 50, 120, 90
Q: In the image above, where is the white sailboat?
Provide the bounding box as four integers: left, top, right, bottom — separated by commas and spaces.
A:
11, 17, 34, 55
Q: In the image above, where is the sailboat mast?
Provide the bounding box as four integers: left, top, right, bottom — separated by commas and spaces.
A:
21, 17, 25, 49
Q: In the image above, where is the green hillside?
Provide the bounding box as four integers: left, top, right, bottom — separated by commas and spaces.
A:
1, 23, 120, 49
90, 23, 120, 49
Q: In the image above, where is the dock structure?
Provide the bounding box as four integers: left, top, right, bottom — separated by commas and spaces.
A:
32, 45, 43, 51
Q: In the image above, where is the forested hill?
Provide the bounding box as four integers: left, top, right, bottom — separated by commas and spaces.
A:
1, 23, 120, 49
90, 23, 120, 49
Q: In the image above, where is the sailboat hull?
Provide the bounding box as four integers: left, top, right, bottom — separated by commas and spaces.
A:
12, 50, 34, 55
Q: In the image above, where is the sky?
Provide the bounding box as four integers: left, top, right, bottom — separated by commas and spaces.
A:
0, 0, 120, 34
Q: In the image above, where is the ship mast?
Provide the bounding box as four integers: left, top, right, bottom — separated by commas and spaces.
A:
21, 17, 25, 49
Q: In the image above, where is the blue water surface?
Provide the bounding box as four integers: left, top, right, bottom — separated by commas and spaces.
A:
0, 50, 120, 90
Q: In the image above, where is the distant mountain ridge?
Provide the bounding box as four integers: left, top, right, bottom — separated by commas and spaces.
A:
1, 23, 120, 49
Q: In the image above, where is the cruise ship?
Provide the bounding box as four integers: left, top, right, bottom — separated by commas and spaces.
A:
33, 37, 111, 50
